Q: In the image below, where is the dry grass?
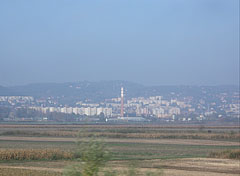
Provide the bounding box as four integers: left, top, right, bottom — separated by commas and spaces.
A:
0, 167, 61, 176
209, 149, 240, 160
1, 130, 239, 141
77, 132, 240, 140
1, 130, 78, 137
0, 149, 73, 161
0, 124, 239, 141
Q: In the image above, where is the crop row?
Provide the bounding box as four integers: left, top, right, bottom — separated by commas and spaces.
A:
0, 149, 74, 161
1, 130, 77, 137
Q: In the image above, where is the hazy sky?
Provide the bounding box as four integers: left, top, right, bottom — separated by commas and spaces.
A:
0, 0, 239, 86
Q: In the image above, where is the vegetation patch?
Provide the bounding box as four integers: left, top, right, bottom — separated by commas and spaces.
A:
1, 125, 239, 141
0, 149, 74, 161
209, 149, 240, 160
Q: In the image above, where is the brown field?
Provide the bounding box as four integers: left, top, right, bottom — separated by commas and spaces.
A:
0, 124, 239, 175
0, 158, 239, 176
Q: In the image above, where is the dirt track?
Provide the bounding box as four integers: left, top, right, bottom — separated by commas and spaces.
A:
0, 136, 239, 146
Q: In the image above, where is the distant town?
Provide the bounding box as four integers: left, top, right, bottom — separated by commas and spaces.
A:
0, 81, 239, 123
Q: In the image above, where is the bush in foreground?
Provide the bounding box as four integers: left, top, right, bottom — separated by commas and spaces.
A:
63, 136, 163, 176
63, 138, 110, 176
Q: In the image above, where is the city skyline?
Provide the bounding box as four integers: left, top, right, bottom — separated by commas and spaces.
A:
0, 84, 238, 122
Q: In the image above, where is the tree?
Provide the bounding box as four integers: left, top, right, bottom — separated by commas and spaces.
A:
64, 133, 163, 176
63, 137, 110, 176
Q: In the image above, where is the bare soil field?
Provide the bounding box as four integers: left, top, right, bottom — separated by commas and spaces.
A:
156, 158, 240, 174
0, 158, 239, 176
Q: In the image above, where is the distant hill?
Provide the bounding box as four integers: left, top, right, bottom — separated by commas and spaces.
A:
0, 81, 238, 103
6, 81, 145, 102
0, 86, 21, 96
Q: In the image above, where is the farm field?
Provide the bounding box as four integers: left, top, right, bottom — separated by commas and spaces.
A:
0, 124, 239, 176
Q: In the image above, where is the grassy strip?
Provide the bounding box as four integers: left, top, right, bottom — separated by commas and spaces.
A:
1, 130, 239, 141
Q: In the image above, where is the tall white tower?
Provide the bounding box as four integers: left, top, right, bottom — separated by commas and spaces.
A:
121, 87, 124, 117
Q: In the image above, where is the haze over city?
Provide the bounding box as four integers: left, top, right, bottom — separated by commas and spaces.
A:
0, 0, 239, 86
0, 1, 239, 176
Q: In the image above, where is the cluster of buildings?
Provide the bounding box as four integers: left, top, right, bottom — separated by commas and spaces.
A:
29, 106, 113, 117
0, 88, 239, 122
126, 96, 183, 118
105, 91, 239, 120
0, 96, 34, 105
